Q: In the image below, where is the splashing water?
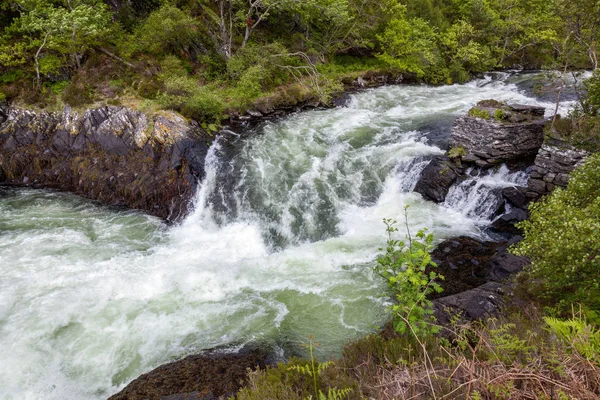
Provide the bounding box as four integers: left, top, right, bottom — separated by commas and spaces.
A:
0, 72, 572, 400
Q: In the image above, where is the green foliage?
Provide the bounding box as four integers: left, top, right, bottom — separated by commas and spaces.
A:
447, 146, 466, 158
513, 154, 600, 314
376, 14, 445, 81
468, 107, 490, 119
582, 69, 600, 116
493, 108, 508, 121
545, 316, 600, 363
124, 5, 204, 57
374, 207, 443, 337
288, 336, 352, 400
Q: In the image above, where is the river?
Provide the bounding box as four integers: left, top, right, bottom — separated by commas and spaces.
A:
0, 71, 583, 399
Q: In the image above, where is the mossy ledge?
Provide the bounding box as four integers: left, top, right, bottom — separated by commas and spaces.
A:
0, 102, 211, 222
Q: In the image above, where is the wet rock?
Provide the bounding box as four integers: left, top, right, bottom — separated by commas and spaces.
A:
108, 348, 268, 400
491, 208, 528, 235
526, 141, 589, 199
0, 106, 211, 222
502, 186, 529, 209
450, 101, 546, 166
430, 236, 528, 298
413, 155, 463, 203
434, 282, 506, 324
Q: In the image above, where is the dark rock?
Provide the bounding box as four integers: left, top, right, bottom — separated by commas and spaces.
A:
502, 186, 529, 209
434, 282, 506, 324
430, 236, 530, 299
414, 155, 463, 203
491, 208, 529, 235
487, 248, 529, 281
108, 348, 268, 400
0, 106, 211, 222
507, 104, 546, 117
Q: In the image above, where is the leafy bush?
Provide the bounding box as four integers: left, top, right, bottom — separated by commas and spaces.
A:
513, 154, 600, 314
126, 5, 204, 57
374, 208, 443, 337
582, 69, 600, 116
181, 87, 226, 123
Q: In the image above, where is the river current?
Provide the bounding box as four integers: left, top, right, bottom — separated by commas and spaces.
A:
0, 71, 582, 399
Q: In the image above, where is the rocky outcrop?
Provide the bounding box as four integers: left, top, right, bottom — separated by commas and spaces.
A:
434, 282, 507, 324
0, 105, 210, 221
430, 236, 528, 298
108, 348, 268, 400
526, 140, 590, 199
431, 235, 529, 323
450, 102, 546, 167
413, 155, 464, 203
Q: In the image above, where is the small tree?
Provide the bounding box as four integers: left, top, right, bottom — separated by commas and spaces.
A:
374, 206, 443, 337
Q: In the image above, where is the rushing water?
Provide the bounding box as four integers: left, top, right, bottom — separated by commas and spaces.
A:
0, 71, 580, 400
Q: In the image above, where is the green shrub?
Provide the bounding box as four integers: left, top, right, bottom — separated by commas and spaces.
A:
468, 107, 490, 119
181, 87, 226, 123
373, 207, 443, 337
513, 154, 600, 314
493, 108, 508, 121
61, 79, 94, 107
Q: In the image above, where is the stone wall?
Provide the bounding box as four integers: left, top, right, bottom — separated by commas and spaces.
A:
526, 140, 590, 199
0, 104, 210, 221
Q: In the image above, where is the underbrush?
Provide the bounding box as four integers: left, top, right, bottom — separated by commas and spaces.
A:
236, 308, 600, 399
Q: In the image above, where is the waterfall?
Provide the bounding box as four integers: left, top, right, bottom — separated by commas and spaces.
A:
0, 71, 572, 400
444, 165, 530, 222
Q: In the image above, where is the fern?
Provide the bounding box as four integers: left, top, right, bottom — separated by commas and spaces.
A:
545, 317, 600, 362
288, 336, 353, 400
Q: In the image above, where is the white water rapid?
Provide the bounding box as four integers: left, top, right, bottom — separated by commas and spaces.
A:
0, 71, 580, 400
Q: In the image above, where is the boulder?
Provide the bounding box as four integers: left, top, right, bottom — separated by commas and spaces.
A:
450, 101, 546, 166
413, 155, 463, 203
502, 186, 529, 209
0, 105, 211, 221
434, 282, 506, 324
108, 348, 268, 400
491, 208, 529, 235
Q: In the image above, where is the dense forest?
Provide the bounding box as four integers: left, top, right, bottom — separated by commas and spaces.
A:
1, 0, 599, 126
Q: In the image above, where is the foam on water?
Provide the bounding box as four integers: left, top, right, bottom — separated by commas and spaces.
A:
0, 71, 575, 399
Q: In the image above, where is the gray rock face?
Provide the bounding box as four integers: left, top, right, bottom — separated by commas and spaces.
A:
434, 282, 507, 324
0, 105, 210, 221
413, 155, 463, 203
450, 104, 546, 167
526, 141, 589, 199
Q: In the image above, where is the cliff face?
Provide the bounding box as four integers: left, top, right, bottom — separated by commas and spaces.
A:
0, 104, 210, 222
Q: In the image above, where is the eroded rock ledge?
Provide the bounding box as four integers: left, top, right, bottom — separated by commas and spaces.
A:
0, 103, 210, 221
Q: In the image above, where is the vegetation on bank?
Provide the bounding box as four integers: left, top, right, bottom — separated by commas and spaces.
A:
1, 0, 599, 127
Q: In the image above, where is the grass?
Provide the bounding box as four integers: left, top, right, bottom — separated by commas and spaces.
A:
234, 304, 600, 400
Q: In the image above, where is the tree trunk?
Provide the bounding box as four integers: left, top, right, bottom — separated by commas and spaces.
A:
34, 30, 51, 90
